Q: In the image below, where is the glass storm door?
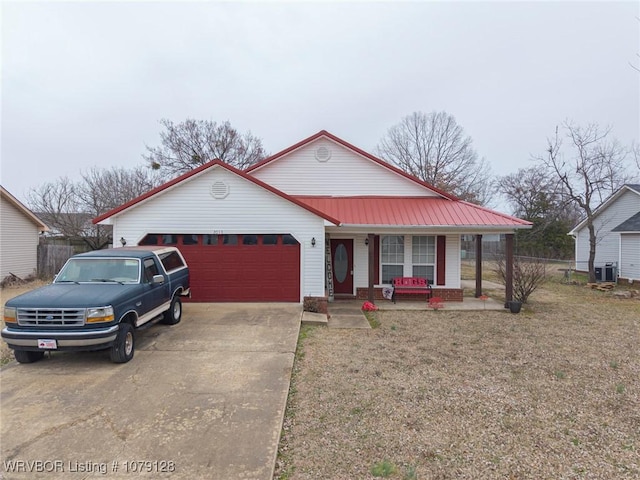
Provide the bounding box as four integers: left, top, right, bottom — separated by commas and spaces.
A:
331, 239, 353, 295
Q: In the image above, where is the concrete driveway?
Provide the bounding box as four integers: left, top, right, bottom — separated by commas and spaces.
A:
0, 303, 301, 479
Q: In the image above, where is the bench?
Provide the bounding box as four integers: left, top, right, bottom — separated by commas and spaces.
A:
391, 277, 432, 303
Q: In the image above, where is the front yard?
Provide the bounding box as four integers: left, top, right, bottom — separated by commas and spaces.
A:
276, 279, 640, 479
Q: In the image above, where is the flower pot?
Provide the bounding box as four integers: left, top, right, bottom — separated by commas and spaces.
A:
508, 301, 522, 314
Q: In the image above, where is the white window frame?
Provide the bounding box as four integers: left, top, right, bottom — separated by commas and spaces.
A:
380, 235, 437, 284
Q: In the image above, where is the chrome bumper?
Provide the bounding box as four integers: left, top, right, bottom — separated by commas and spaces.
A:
1, 325, 119, 348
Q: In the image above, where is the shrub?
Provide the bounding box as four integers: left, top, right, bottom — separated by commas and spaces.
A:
494, 255, 547, 304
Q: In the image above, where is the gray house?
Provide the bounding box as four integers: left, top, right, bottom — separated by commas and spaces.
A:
0, 186, 48, 280
569, 184, 640, 284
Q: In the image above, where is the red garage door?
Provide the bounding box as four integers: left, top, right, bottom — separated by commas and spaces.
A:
139, 234, 300, 302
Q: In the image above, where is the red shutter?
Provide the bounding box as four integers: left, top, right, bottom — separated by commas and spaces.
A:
436, 235, 446, 286
374, 235, 380, 284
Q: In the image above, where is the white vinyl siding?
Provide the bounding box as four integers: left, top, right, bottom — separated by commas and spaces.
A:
574, 189, 640, 270
0, 198, 40, 278
109, 166, 327, 300
251, 138, 438, 197
619, 234, 640, 281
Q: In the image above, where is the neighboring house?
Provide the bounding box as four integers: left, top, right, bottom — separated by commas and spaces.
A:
569, 184, 640, 283
94, 131, 531, 303
611, 211, 640, 284
0, 186, 48, 279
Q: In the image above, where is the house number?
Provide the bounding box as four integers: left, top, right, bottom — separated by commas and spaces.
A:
212, 230, 223, 234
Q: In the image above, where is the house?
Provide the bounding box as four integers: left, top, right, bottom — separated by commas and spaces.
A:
569, 184, 640, 284
94, 131, 531, 303
0, 186, 49, 279
612, 211, 640, 284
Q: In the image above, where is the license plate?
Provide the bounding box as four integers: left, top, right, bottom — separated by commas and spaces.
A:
37, 339, 57, 349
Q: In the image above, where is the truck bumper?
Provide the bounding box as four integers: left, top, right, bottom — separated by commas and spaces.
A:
1, 325, 119, 351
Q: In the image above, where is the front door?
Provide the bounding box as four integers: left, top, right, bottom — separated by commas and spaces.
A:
331, 239, 353, 295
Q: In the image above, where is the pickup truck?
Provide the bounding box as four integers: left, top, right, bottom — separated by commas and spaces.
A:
2, 246, 190, 364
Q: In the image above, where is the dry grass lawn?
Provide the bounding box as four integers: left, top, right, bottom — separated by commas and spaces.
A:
275, 278, 640, 479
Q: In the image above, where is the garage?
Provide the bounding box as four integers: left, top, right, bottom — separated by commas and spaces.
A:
139, 233, 301, 302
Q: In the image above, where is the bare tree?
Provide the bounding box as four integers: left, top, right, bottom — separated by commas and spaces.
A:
494, 255, 547, 304
536, 122, 633, 282
496, 166, 582, 258
376, 111, 494, 204
29, 167, 164, 250
144, 119, 267, 178
79, 166, 164, 213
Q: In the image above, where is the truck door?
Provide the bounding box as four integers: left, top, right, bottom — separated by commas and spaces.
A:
143, 257, 169, 313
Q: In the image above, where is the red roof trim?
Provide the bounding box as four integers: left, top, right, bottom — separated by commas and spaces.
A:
93, 160, 341, 226
245, 130, 459, 201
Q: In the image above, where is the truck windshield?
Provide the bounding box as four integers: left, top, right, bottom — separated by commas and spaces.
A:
55, 258, 140, 283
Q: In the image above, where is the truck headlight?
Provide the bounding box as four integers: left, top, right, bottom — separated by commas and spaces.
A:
4, 307, 17, 324
86, 306, 115, 323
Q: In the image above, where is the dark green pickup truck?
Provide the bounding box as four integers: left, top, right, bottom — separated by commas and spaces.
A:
2, 246, 190, 364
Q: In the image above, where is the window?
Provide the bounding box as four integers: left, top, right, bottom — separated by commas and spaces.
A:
162, 234, 178, 245
139, 234, 159, 245
412, 236, 435, 283
242, 234, 258, 245
282, 234, 298, 245
262, 234, 278, 245
159, 251, 185, 272
381, 235, 404, 283
223, 234, 238, 245
203, 234, 218, 245
182, 234, 199, 245
143, 258, 160, 283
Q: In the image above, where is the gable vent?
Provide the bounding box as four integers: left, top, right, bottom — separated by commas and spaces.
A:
210, 181, 230, 199
315, 146, 332, 162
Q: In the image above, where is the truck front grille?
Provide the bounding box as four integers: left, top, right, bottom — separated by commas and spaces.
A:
17, 308, 86, 327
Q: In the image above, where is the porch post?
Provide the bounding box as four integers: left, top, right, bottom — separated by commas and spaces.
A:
368, 233, 375, 303
475, 234, 483, 298
505, 233, 514, 307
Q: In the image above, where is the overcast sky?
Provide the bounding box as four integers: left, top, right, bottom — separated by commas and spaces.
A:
2, 1, 639, 209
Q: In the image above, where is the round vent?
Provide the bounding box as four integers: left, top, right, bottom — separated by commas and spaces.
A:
210, 181, 230, 199
315, 146, 332, 162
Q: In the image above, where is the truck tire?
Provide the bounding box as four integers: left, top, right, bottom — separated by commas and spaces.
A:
161, 296, 182, 325
110, 323, 134, 363
14, 350, 45, 364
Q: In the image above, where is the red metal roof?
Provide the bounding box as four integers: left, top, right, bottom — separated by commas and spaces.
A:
294, 196, 532, 228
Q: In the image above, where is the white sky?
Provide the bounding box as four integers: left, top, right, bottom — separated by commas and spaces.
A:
2, 1, 639, 208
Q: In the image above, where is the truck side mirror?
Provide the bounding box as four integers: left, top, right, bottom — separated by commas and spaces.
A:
152, 274, 165, 285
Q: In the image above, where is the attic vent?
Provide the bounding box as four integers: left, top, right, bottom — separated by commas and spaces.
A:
315, 146, 332, 162
210, 181, 229, 199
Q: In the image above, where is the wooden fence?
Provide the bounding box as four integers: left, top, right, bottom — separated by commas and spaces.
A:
38, 244, 75, 278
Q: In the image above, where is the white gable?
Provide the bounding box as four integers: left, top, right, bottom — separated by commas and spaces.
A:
250, 137, 439, 197
109, 166, 327, 244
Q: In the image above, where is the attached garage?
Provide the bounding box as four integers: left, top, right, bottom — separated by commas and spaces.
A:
139, 233, 301, 302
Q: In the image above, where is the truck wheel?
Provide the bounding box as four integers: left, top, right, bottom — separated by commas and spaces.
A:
14, 350, 45, 364
161, 296, 182, 325
110, 323, 134, 363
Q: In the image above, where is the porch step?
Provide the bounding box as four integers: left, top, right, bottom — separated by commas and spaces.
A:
301, 311, 328, 326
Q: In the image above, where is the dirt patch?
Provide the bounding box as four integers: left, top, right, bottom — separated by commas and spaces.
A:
0, 280, 48, 365
276, 280, 640, 479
